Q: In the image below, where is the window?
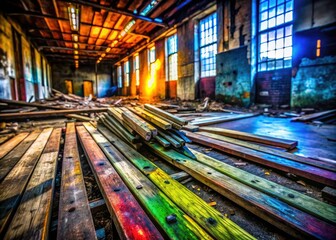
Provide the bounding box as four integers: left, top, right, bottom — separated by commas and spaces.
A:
316, 39, 321, 57
124, 61, 130, 87
167, 34, 178, 81
258, 0, 293, 71
134, 54, 140, 86
200, 13, 217, 77
149, 46, 156, 81
117, 65, 122, 88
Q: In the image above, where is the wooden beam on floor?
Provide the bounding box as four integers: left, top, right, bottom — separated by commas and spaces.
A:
0, 98, 66, 110
196, 131, 335, 172
0, 109, 108, 120
76, 125, 164, 240
95, 124, 254, 240
144, 104, 188, 126
198, 126, 298, 150
0, 130, 41, 181
145, 141, 336, 240
57, 123, 96, 240
4, 128, 61, 239
190, 113, 259, 126
190, 149, 336, 224
0, 132, 30, 159
0, 128, 53, 236
186, 132, 336, 187
89, 124, 215, 239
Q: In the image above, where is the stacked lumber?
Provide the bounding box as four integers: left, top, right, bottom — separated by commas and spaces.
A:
291, 109, 336, 123
98, 104, 196, 159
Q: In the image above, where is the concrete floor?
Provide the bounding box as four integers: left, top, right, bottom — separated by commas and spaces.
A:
212, 115, 336, 160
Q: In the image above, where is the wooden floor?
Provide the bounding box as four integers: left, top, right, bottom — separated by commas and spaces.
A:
0, 118, 335, 240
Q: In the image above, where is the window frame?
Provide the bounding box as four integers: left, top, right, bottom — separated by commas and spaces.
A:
167, 34, 178, 81
199, 12, 217, 78
134, 53, 140, 86
124, 60, 130, 87
117, 65, 122, 88
257, 0, 294, 72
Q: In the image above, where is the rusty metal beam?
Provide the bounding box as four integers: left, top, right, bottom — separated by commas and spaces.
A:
63, 0, 168, 28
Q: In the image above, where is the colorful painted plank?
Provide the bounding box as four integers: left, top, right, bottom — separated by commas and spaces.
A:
144, 104, 188, 126
190, 148, 336, 224
57, 123, 96, 240
97, 124, 255, 240
0, 132, 29, 159
145, 141, 336, 240
197, 131, 335, 171
198, 126, 298, 150
77, 125, 163, 240
88, 123, 213, 240
4, 128, 61, 240
186, 132, 336, 187
0, 128, 53, 236
0, 130, 41, 181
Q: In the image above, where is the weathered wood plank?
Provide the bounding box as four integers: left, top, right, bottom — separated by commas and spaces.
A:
0, 98, 66, 110
0, 134, 15, 145
77, 125, 164, 240
186, 132, 336, 187
145, 142, 336, 240
0, 132, 30, 159
144, 104, 187, 126
322, 187, 336, 204
0, 108, 108, 120
90, 124, 214, 240
197, 131, 335, 171
198, 126, 298, 150
57, 123, 96, 240
190, 149, 336, 224
4, 128, 61, 240
0, 128, 53, 236
291, 109, 336, 122
96, 125, 254, 240
191, 113, 259, 126
130, 107, 172, 130
170, 171, 190, 182
0, 130, 42, 182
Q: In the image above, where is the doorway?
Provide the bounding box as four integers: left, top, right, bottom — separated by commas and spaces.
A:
65, 79, 74, 94
83, 80, 93, 97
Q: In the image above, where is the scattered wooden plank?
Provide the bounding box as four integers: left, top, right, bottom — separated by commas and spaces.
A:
0, 108, 108, 120
0, 130, 41, 181
145, 142, 336, 240
182, 124, 199, 132
120, 108, 153, 141
198, 126, 298, 150
190, 113, 259, 126
197, 131, 335, 172
4, 128, 61, 240
158, 130, 181, 148
154, 135, 171, 148
292, 109, 336, 122
0, 128, 52, 236
77, 125, 163, 240
169, 171, 190, 182
144, 104, 187, 126
65, 114, 92, 122
88, 125, 216, 239
190, 149, 336, 224
57, 123, 96, 240
170, 129, 192, 143
0, 132, 30, 159
322, 187, 336, 204
0, 98, 66, 110
186, 132, 336, 187
0, 134, 14, 145
107, 108, 136, 135
130, 107, 172, 130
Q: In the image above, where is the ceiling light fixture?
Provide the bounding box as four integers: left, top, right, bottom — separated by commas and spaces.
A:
106, 47, 111, 52
101, 53, 106, 57
72, 34, 78, 42
74, 43, 78, 49
74, 50, 78, 55
68, 6, 80, 32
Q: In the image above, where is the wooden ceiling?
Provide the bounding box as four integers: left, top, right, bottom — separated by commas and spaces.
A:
1, 0, 213, 65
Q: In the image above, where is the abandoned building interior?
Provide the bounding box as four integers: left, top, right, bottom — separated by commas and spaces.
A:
0, 0, 335, 239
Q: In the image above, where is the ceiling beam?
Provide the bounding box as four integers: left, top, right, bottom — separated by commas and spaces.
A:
38, 45, 121, 53
44, 54, 118, 59
63, 0, 168, 28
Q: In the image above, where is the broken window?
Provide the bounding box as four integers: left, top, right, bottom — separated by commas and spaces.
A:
258, 0, 293, 71
117, 65, 122, 88
167, 34, 178, 81
134, 54, 140, 86
200, 12, 217, 77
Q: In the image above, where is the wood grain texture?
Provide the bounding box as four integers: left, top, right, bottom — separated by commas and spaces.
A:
129, 107, 172, 130
198, 126, 298, 150
186, 132, 336, 187
0, 128, 53, 237
197, 131, 335, 171
0, 132, 30, 159
0, 130, 41, 182
97, 125, 255, 240
190, 113, 258, 126
4, 128, 62, 240
190, 149, 336, 224
144, 104, 188, 126
77, 125, 164, 240
57, 123, 96, 240
145, 142, 336, 240
90, 123, 213, 240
